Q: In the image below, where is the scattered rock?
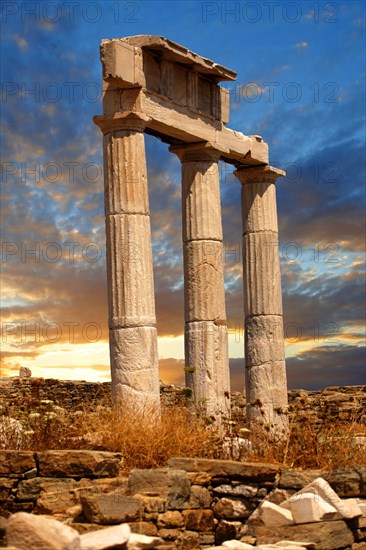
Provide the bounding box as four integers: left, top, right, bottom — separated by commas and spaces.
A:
255, 520, 354, 550
6, 511, 81, 550
19, 366, 31, 377
260, 502, 294, 527
79, 523, 130, 549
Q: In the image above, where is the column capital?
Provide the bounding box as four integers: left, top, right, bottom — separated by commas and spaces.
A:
93, 111, 150, 134
234, 165, 286, 185
169, 141, 227, 163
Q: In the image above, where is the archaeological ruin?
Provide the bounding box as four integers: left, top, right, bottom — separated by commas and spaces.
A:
93, 36, 288, 433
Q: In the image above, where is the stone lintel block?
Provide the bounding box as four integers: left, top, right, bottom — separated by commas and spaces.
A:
241, 180, 279, 234
37, 451, 123, 478
243, 232, 283, 316
167, 458, 280, 481
0, 451, 36, 476
106, 214, 156, 328
185, 321, 230, 418
103, 130, 149, 215
101, 39, 144, 87
110, 326, 160, 409
184, 240, 226, 322
180, 156, 223, 242
245, 315, 285, 367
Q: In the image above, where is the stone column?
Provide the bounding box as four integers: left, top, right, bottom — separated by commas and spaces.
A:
170, 142, 230, 422
94, 112, 160, 414
234, 165, 288, 437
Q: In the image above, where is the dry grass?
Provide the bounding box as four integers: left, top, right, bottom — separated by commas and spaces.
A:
1, 397, 365, 471
245, 410, 366, 470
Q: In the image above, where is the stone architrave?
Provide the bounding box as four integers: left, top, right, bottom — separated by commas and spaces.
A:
94, 112, 160, 414
234, 165, 288, 436
94, 36, 289, 429
170, 142, 230, 421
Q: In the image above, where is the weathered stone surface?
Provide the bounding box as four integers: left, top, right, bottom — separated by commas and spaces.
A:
35, 480, 79, 516
129, 521, 158, 536
167, 458, 279, 481
281, 477, 363, 519
260, 502, 294, 527
184, 320, 230, 419
182, 509, 214, 531
157, 511, 184, 528
19, 366, 32, 377
0, 450, 36, 475
279, 470, 323, 490
242, 232, 282, 316
189, 485, 212, 508
79, 523, 130, 550
138, 495, 167, 514
222, 541, 254, 549
215, 520, 242, 545
184, 240, 226, 322
106, 214, 156, 328
0, 477, 16, 500
255, 520, 354, 550
103, 130, 149, 215
240, 179, 279, 234
213, 497, 252, 520
245, 316, 285, 367
128, 469, 191, 510
180, 156, 223, 242
38, 451, 122, 478
6, 511, 81, 550
128, 532, 166, 549
284, 493, 339, 523
81, 492, 141, 524
325, 469, 362, 498
110, 326, 160, 410
16, 477, 65, 502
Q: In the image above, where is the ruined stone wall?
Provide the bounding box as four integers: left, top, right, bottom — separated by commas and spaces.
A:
0, 378, 365, 426
0, 452, 365, 549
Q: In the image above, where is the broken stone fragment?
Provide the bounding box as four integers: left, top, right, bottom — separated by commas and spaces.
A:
280, 477, 362, 520
6, 512, 81, 550
283, 492, 339, 523
79, 523, 130, 550
260, 501, 294, 527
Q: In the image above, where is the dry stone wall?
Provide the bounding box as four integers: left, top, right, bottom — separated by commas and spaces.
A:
0, 452, 365, 549
0, 378, 365, 426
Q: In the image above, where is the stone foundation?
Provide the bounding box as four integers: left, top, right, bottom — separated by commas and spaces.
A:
0, 452, 365, 549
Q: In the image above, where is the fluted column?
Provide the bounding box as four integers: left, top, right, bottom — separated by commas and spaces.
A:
94, 112, 160, 414
170, 142, 230, 422
234, 165, 288, 437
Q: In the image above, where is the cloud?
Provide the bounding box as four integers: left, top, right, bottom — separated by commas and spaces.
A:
294, 41, 309, 49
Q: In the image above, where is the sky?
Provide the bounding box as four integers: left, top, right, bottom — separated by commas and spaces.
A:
1, 0, 365, 391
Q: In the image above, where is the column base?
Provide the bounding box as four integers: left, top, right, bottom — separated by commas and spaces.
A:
185, 321, 230, 422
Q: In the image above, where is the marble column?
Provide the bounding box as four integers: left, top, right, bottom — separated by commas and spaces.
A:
170, 142, 230, 422
234, 165, 288, 436
94, 112, 160, 414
